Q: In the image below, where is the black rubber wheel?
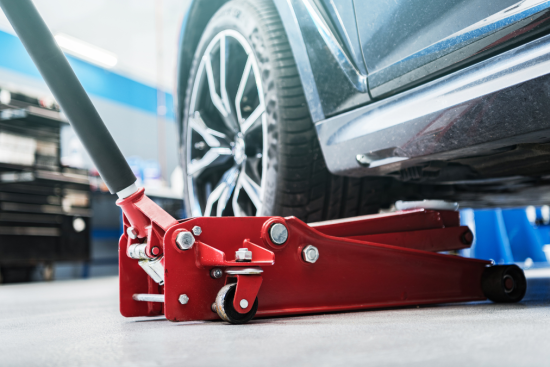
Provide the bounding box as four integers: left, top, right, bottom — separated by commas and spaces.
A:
481, 265, 527, 303
215, 283, 258, 324
181, 0, 399, 222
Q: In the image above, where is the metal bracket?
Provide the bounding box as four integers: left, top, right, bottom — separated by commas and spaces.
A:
138, 256, 165, 285
231, 274, 263, 314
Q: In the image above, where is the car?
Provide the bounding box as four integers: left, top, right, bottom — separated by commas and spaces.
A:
176, 0, 550, 222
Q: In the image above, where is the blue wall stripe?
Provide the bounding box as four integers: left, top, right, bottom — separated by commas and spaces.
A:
92, 228, 122, 240
0, 30, 175, 120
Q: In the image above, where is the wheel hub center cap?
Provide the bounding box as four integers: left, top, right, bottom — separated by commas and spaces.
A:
233, 133, 246, 165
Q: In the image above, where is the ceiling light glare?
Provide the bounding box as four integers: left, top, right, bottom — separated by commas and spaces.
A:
55, 33, 118, 68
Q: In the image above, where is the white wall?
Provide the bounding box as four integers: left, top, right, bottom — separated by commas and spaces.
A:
0, 0, 191, 90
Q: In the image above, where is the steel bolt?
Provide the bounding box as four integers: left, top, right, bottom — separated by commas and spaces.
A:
127, 243, 148, 260
151, 247, 160, 256
210, 268, 223, 279
211, 303, 217, 313
178, 294, 189, 305
269, 223, 288, 245
356, 154, 371, 167
192, 226, 202, 236
127, 227, 138, 239
176, 231, 195, 250
235, 248, 252, 262
302, 245, 319, 263
240, 299, 249, 309
461, 230, 474, 245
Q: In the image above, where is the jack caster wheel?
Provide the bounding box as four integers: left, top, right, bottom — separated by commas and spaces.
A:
481, 264, 527, 303
215, 283, 258, 324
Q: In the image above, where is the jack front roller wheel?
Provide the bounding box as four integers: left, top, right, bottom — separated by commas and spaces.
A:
481, 264, 527, 303
215, 283, 258, 324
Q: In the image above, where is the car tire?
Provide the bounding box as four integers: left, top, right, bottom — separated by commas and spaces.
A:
182, 0, 395, 222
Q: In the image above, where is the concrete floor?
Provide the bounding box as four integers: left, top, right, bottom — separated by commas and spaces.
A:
1, 271, 549, 367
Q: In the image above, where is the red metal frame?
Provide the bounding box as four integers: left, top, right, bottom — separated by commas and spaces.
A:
118, 188, 176, 317
116, 191, 491, 322
231, 275, 262, 313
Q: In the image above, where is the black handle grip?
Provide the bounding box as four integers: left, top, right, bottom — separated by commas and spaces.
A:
0, 0, 136, 194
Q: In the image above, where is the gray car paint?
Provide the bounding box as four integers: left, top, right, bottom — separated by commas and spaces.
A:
355, 0, 550, 97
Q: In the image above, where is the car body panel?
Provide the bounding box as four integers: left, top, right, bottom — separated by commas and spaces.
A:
355, 0, 550, 97
316, 0, 367, 76
315, 33, 550, 177
275, 0, 371, 118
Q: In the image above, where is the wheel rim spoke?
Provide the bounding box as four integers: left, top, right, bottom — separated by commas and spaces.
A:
241, 105, 265, 134
239, 166, 262, 212
245, 155, 263, 184
204, 54, 228, 117
203, 166, 239, 217
187, 148, 232, 177
188, 111, 231, 177
189, 112, 227, 147
216, 168, 239, 217
220, 34, 232, 116
232, 188, 244, 217
235, 56, 253, 124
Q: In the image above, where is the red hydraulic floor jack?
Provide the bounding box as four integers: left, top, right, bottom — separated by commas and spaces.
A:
1, 0, 527, 324
119, 193, 526, 323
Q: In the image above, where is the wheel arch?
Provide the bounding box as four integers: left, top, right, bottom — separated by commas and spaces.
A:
175, 0, 324, 144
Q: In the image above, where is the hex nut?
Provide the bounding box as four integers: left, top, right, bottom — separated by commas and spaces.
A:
210, 268, 223, 279
178, 294, 189, 305
269, 223, 288, 245
192, 226, 202, 236
235, 248, 252, 262
302, 245, 319, 263
176, 231, 195, 250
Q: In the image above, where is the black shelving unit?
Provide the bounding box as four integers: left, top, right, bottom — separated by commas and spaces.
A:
0, 88, 91, 283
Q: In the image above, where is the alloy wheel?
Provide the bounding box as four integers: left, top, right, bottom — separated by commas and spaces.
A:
186, 30, 267, 217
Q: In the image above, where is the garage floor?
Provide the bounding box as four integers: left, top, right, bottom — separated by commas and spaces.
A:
1, 270, 549, 367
